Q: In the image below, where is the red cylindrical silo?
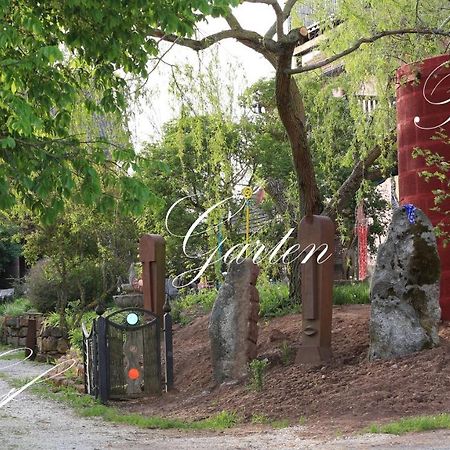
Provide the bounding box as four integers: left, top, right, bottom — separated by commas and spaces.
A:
397, 54, 450, 320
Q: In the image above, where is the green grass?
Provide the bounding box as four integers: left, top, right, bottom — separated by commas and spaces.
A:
172, 289, 218, 325
0, 297, 34, 317
271, 419, 290, 429
251, 413, 270, 424
368, 414, 450, 434
80, 404, 238, 429
4, 376, 239, 430
0, 343, 13, 352
171, 280, 369, 325
0, 346, 25, 360
250, 413, 291, 429
333, 282, 369, 305
258, 282, 298, 318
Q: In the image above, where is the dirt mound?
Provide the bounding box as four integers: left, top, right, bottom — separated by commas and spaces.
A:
118, 305, 450, 433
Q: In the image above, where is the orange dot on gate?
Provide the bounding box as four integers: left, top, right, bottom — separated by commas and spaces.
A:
128, 368, 140, 380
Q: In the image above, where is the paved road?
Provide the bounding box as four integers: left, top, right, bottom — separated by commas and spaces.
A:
1, 357, 450, 449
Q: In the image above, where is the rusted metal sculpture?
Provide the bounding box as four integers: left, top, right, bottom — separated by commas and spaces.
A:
296, 215, 335, 365
139, 234, 166, 321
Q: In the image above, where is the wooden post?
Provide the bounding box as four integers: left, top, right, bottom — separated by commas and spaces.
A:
296, 215, 335, 365
139, 234, 166, 322
25, 315, 38, 361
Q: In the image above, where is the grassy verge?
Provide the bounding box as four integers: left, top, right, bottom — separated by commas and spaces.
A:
0, 343, 26, 360
368, 414, 450, 434
3, 375, 239, 430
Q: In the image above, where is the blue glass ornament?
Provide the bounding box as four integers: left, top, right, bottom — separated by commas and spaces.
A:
403, 204, 416, 224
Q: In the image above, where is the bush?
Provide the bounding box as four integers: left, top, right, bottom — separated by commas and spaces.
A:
172, 279, 299, 323
26, 259, 104, 313
68, 311, 97, 350
333, 282, 369, 305
25, 260, 61, 312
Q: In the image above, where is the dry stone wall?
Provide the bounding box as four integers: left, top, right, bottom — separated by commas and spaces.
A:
1, 313, 69, 360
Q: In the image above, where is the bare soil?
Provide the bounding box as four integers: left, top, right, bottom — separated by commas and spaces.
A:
118, 304, 450, 435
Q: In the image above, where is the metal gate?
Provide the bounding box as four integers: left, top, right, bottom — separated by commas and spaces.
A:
82, 307, 173, 403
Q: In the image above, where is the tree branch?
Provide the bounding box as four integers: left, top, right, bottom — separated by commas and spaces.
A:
265, 0, 297, 39
244, 0, 284, 39
287, 28, 450, 75
148, 27, 279, 53
321, 132, 396, 223
225, 12, 242, 30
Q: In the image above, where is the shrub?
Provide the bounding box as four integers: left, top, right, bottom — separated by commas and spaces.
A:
248, 358, 269, 391
178, 289, 217, 311
69, 311, 97, 350
172, 278, 300, 323
26, 259, 104, 313
25, 260, 61, 313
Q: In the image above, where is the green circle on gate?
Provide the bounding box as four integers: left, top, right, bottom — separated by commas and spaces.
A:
127, 313, 139, 326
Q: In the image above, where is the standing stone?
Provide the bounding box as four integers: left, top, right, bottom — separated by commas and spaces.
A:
369, 207, 441, 360
208, 259, 260, 383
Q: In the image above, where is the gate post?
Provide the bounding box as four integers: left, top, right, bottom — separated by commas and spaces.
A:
163, 297, 174, 391
96, 316, 109, 404
82, 323, 89, 395
25, 318, 37, 361
139, 234, 166, 322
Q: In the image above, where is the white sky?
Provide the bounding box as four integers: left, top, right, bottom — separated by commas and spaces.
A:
130, 4, 277, 148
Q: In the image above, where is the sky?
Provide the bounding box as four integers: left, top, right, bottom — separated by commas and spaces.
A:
130, 4, 277, 148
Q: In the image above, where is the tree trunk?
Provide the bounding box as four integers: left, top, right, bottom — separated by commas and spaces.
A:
275, 50, 323, 218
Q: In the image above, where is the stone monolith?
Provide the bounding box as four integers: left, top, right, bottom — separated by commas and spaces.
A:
208, 259, 259, 383
369, 206, 441, 360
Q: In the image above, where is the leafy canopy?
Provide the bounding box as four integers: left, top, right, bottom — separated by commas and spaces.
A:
0, 0, 238, 221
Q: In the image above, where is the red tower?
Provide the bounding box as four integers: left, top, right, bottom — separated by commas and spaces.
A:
397, 54, 450, 320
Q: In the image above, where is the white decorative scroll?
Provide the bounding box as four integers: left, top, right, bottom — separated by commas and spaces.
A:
0, 349, 76, 408
414, 59, 450, 130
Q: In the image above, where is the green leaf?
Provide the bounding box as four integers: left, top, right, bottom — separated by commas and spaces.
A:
0, 136, 16, 148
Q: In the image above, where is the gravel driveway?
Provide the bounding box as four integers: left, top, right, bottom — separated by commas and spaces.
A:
1, 357, 450, 450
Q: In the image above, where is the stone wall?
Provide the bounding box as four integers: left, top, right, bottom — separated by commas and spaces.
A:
37, 325, 70, 359
1, 315, 41, 347
1, 314, 69, 360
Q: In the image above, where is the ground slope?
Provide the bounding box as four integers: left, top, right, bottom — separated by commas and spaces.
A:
119, 305, 450, 434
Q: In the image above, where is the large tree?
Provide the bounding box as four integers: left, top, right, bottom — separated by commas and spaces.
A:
148, 0, 449, 219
